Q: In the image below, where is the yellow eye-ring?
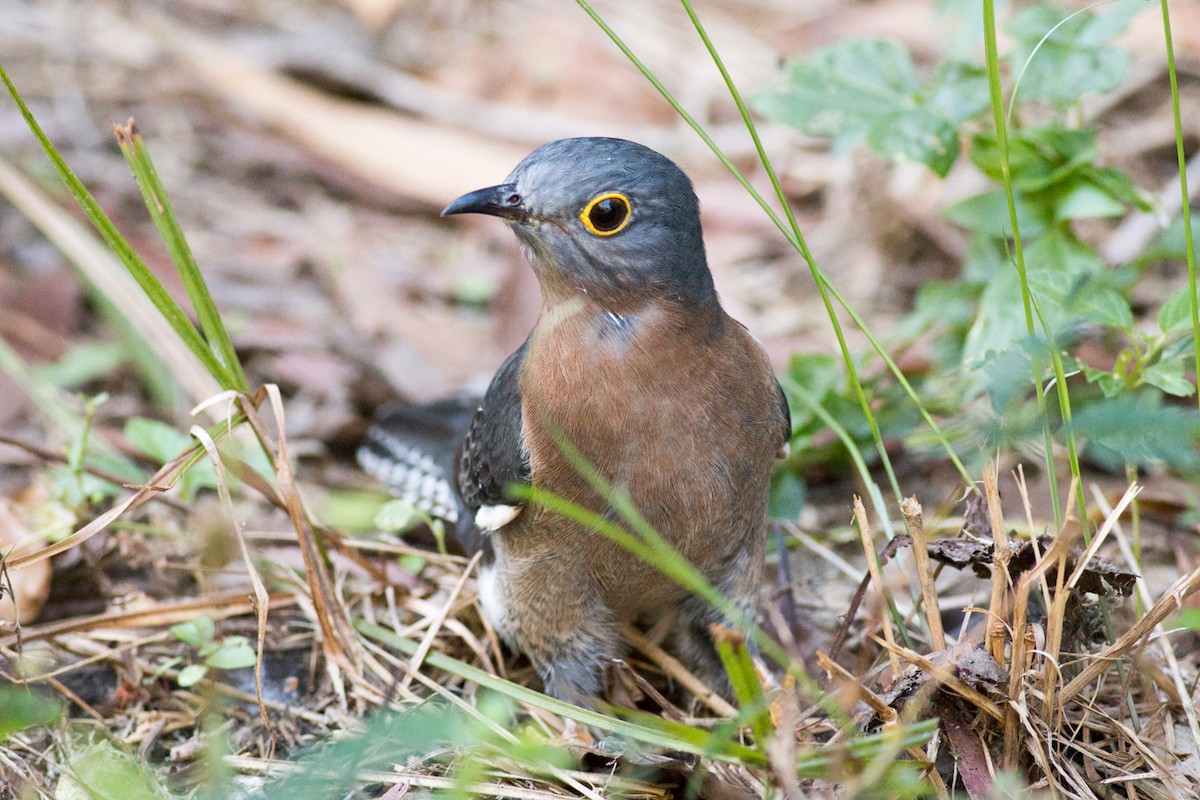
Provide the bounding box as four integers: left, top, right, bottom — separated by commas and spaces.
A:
580, 192, 632, 236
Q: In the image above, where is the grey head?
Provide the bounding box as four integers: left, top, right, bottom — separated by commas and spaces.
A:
442, 137, 715, 310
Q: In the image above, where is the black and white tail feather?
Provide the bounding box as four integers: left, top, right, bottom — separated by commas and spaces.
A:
356, 397, 477, 526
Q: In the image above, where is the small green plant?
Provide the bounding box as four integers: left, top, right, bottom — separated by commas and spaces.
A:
165, 614, 257, 687
756, 0, 1200, 488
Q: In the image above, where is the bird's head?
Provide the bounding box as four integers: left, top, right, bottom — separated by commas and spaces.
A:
442, 138, 715, 310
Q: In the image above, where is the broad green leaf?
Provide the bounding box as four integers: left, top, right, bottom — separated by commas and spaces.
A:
1151, 214, 1200, 261
962, 268, 1033, 372
944, 188, 1051, 237
756, 39, 981, 174
125, 417, 192, 464
1081, 364, 1125, 398
928, 61, 990, 123
373, 498, 422, 533
970, 126, 1095, 190
0, 687, 61, 740
1159, 285, 1200, 333
1142, 359, 1195, 397
176, 664, 209, 687
1007, 3, 1142, 107
866, 109, 959, 176
978, 346, 1034, 413
171, 615, 215, 647
1068, 391, 1200, 470
769, 469, 807, 519
1072, 284, 1133, 330
57, 740, 169, 800
205, 637, 258, 670
1055, 181, 1126, 220
758, 39, 919, 146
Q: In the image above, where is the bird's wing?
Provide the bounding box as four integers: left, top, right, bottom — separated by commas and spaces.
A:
454, 339, 531, 528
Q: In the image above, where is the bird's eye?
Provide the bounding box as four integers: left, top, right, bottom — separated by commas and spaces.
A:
580, 192, 632, 236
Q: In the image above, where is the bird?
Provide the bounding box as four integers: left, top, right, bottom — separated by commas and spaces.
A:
359, 137, 791, 707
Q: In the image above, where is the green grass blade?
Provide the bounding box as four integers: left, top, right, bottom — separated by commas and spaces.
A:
675, 0, 901, 513
509, 424, 860, 730
355, 620, 764, 766
0, 64, 232, 389
1158, 0, 1200, 416
575, 0, 974, 496
981, 1, 1065, 527
115, 122, 249, 394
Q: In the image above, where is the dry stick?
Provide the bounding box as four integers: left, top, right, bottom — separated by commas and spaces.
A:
1090, 485, 1200, 753
853, 496, 901, 680
2, 443, 201, 570
815, 651, 896, 725
0, 592, 296, 649
1042, 476, 1080, 729
398, 551, 481, 694
981, 462, 1010, 665
190, 424, 277, 755
828, 533, 909, 662
239, 386, 362, 691
0, 433, 189, 513
1001, 508, 1086, 772
622, 624, 737, 718
873, 638, 1005, 723
901, 496, 944, 652
1011, 466, 1056, 642
1059, 563, 1200, 708
896, 495, 949, 796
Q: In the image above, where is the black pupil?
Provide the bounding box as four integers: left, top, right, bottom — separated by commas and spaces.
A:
589, 197, 628, 232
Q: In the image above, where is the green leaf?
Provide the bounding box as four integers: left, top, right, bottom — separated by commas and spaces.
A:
0, 66, 230, 387
944, 188, 1051, 238
971, 126, 1096, 190
928, 61, 991, 123
1159, 285, 1200, 333
1150, 212, 1200, 261
1054, 181, 1126, 220
1141, 359, 1196, 397
1081, 364, 1126, 398
756, 39, 981, 175
117, 125, 249, 393
962, 267, 1034, 371
125, 417, 193, 464
176, 663, 209, 687
1007, 3, 1142, 107
58, 740, 170, 800
1073, 284, 1133, 330
1068, 391, 1200, 470
373, 498, 422, 533
0, 687, 61, 740
205, 637, 258, 670
171, 615, 215, 647
866, 109, 959, 177
769, 469, 807, 519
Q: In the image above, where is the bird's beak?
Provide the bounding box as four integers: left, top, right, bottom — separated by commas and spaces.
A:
441, 183, 526, 220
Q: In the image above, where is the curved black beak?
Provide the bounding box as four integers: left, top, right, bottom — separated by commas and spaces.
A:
441, 183, 525, 219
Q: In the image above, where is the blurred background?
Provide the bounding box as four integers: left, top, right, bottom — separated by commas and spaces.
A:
1, 0, 1195, 442
0, 0, 1000, 433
